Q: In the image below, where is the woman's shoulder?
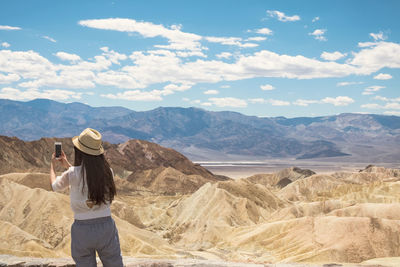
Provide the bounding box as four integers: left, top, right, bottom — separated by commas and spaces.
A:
68, 165, 82, 172
67, 165, 83, 180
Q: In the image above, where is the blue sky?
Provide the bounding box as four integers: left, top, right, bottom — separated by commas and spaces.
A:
0, 0, 399, 117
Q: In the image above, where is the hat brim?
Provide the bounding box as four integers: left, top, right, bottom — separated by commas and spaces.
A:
72, 136, 104, 156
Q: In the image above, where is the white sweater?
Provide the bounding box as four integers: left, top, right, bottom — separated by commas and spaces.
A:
52, 165, 111, 220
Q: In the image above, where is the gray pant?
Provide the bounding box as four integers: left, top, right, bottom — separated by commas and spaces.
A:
71, 216, 124, 267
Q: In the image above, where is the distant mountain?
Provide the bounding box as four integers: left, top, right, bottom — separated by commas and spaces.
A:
1, 98, 399, 162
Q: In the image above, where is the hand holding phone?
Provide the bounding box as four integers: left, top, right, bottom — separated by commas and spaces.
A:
55, 142, 62, 158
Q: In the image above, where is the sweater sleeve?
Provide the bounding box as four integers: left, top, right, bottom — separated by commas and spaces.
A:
52, 167, 71, 191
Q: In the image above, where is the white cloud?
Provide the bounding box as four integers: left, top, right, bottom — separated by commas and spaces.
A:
42, 36, 56, 43
374, 96, 389, 102
100, 46, 128, 64
0, 73, 20, 84
350, 42, 400, 74
120, 46, 366, 87
0, 50, 114, 90
337, 81, 364, 86
260, 84, 275, 91
267, 99, 290, 106
373, 73, 392, 80
101, 90, 163, 101
361, 92, 374, 96
19, 70, 96, 89
384, 111, 400, 116
370, 31, 387, 41
205, 36, 258, 48
0, 87, 82, 101
201, 102, 212, 107
255, 28, 273, 35
0, 25, 21, 30
312, 17, 320, 23
248, 98, 290, 106
246, 37, 267, 42
95, 70, 143, 89
146, 49, 176, 57
79, 18, 203, 52
204, 89, 219, 95
321, 96, 354, 106
0, 48, 130, 90
101, 82, 192, 100
294, 97, 356, 107
374, 95, 400, 102
216, 52, 232, 59
240, 43, 259, 48
220, 85, 230, 88
163, 83, 192, 91
361, 103, 381, 109
163, 83, 192, 94
1, 42, 10, 48
321, 51, 346, 61
0, 50, 56, 80
206, 36, 239, 44
56, 52, 82, 62
124, 50, 202, 87
362, 85, 385, 95
208, 97, 247, 108
248, 98, 266, 104
362, 101, 400, 111
293, 99, 319, 106
68, 55, 113, 72
309, 29, 327, 41
385, 102, 400, 109
176, 51, 206, 58
234, 50, 358, 79
361, 96, 400, 111
267, 10, 300, 22
358, 42, 379, 48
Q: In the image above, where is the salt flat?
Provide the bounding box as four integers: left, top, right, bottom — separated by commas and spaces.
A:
198, 160, 399, 178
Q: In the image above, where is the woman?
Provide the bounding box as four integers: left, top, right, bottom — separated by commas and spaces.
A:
50, 128, 123, 267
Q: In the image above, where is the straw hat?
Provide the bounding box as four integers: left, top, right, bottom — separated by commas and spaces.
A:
72, 128, 104, 156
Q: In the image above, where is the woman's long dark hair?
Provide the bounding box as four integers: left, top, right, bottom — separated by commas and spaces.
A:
74, 147, 116, 205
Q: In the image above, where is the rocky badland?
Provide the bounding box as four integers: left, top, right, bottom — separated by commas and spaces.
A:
1, 136, 400, 266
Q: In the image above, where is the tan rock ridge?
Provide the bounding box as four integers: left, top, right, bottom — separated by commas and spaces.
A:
245, 167, 316, 189
0, 136, 75, 175
0, 135, 229, 195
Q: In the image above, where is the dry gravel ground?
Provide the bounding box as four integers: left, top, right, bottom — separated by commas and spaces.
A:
0, 255, 389, 267
0, 255, 383, 267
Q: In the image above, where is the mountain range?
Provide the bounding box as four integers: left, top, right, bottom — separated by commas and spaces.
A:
1, 98, 400, 162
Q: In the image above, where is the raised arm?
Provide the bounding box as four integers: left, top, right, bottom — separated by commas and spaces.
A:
50, 152, 58, 187
59, 150, 72, 169
50, 150, 71, 191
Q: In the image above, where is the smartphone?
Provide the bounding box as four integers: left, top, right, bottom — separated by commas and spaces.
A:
55, 142, 62, 158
